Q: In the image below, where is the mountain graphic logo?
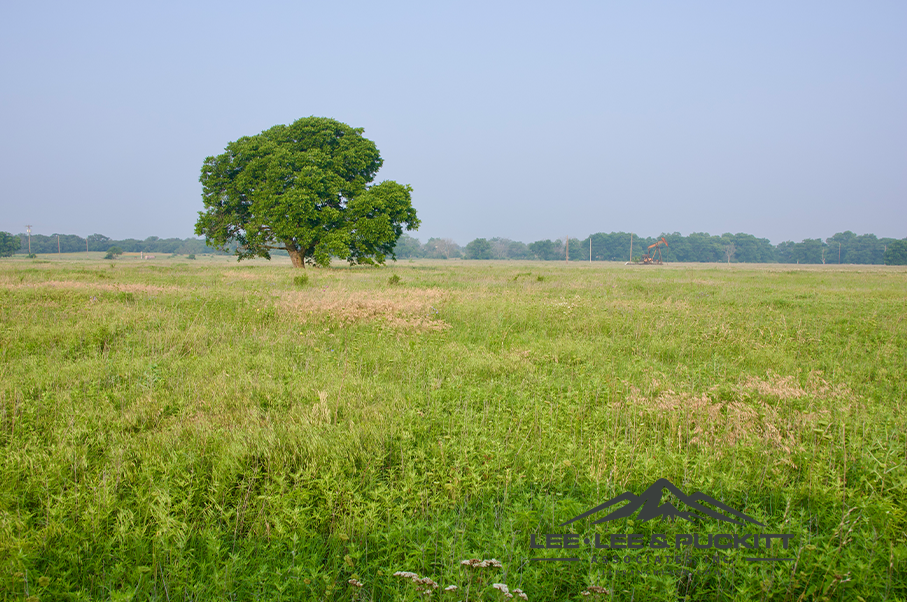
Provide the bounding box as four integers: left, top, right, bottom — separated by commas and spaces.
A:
560, 478, 765, 527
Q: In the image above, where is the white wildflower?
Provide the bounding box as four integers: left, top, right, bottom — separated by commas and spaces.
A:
393, 571, 420, 580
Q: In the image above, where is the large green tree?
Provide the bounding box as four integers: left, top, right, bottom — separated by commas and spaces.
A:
195, 117, 419, 268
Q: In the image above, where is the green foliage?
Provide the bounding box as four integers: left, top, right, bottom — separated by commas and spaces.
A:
392, 233, 426, 258
387, 273, 401, 285
464, 238, 493, 259
883, 239, 907, 265
827, 231, 888, 264
0, 231, 21, 257
393, 236, 463, 260
9, 229, 900, 266
187, 254, 196, 260
10, 232, 220, 255
104, 246, 123, 259
528, 238, 563, 260
195, 116, 419, 268
293, 274, 309, 286
87, 232, 111, 249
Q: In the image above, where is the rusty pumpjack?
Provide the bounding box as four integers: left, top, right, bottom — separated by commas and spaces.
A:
640, 237, 668, 264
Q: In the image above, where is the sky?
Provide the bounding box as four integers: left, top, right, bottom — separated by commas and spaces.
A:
1, 0, 905, 245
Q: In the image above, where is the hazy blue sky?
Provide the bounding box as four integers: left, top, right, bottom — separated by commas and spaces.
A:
2, 1, 905, 245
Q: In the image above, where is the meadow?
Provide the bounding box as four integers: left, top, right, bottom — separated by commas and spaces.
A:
1, 255, 905, 601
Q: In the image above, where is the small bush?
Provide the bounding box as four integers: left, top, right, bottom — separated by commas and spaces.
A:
536, 275, 544, 282
187, 254, 196, 260
293, 274, 309, 287
27, 253, 37, 259
388, 274, 401, 285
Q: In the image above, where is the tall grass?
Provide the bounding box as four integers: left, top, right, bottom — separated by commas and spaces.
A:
0, 257, 905, 600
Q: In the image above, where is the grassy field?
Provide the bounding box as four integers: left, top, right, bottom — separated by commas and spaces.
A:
1, 255, 905, 601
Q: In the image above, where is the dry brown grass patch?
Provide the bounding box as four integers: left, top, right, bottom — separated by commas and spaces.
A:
739, 371, 852, 401
280, 287, 450, 331
0, 280, 179, 294
618, 385, 833, 461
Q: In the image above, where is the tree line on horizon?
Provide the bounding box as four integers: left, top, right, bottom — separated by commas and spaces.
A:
2, 230, 906, 265
394, 231, 907, 265
2, 233, 226, 256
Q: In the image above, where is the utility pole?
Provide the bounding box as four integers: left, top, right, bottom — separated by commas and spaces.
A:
25, 225, 32, 254
57, 235, 61, 254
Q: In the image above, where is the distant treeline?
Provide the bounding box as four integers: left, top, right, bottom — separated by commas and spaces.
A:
395, 231, 907, 265
9, 233, 228, 256
4, 230, 906, 265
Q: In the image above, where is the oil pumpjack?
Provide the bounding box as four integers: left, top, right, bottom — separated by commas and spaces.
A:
640, 237, 668, 264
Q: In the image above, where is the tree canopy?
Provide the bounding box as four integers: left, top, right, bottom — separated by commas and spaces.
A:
884, 239, 907, 265
195, 117, 419, 268
464, 238, 493, 260
0, 231, 21, 257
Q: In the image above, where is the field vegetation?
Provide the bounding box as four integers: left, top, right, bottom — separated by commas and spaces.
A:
1, 256, 905, 600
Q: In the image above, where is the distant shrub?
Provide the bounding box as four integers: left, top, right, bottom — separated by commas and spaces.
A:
293, 274, 309, 286
388, 274, 401, 285
104, 246, 123, 260
187, 254, 196, 260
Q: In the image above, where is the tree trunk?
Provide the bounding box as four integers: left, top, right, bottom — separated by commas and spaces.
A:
286, 245, 305, 268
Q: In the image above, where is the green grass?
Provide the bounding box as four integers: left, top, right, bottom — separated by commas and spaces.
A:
1, 257, 905, 601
